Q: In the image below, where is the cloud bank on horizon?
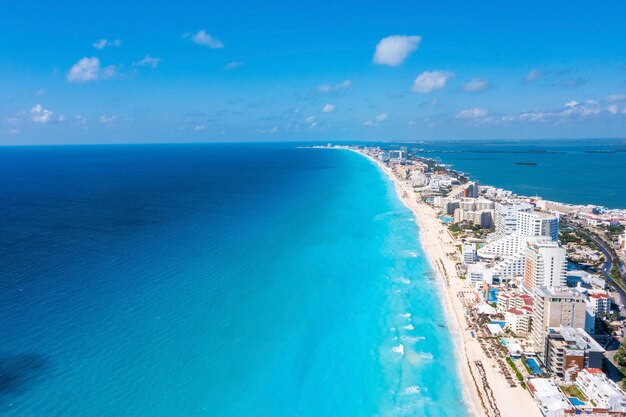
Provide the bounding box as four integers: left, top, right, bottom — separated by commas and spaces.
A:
1, 0, 626, 144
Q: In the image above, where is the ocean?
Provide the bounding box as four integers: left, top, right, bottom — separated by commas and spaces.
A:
359, 139, 626, 209
0, 144, 468, 417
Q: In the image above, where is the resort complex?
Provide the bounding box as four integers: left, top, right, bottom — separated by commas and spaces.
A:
330, 144, 626, 417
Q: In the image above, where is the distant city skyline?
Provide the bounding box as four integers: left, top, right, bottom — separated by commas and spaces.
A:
2, 0, 626, 144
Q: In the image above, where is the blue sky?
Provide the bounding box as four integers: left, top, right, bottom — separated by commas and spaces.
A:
2, 0, 626, 144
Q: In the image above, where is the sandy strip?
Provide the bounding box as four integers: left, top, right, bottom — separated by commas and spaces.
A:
343, 148, 542, 417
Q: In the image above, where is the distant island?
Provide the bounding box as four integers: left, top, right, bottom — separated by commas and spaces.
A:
514, 161, 538, 166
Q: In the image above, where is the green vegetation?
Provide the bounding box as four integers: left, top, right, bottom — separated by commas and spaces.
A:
506, 357, 526, 388
560, 385, 587, 401
612, 339, 626, 386
606, 224, 625, 237
448, 223, 461, 233
520, 355, 532, 374
559, 229, 595, 249
610, 264, 623, 282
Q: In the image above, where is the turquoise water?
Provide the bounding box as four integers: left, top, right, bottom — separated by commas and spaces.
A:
0, 145, 468, 416
569, 397, 585, 406
485, 288, 500, 302
524, 358, 544, 375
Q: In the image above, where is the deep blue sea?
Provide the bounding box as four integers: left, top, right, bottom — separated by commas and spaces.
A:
0, 144, 468, 417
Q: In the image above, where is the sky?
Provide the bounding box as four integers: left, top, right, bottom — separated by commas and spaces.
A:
2, 0, 626, 144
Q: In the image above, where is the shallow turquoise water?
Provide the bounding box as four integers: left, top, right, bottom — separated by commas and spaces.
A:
0, 144, 468, 416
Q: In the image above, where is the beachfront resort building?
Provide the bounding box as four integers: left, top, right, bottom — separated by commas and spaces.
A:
530, 286, 586, 359
576, 368, 626, 412
527, 378, 572, 417
462, 243, 477, 264
448, 181, 478, 200
543, 326, 604, 382
467, 263, 495, 289
517, 210, 559, 242
453, 207, 494, 228
497, 291, 533, 312
493, 201, 533, 238
523, 237, 567, 292
477, 210, 560, 282
505, 307, 532, 334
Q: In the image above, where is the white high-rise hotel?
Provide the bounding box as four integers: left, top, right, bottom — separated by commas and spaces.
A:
524, 237, 567, 291
517, 210, 559, 242
477, 210, 561, 280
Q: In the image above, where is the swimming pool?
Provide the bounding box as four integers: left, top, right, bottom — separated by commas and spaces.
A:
486, 288, 500, 302
500, 338, 508, 346
524, 357, 545, 375
490, 321, 506, 327
569, 397, 585, 406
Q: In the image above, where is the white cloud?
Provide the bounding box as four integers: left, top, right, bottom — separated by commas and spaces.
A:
524, 69, 543, 82
186, 30, 224, 48
316, 80, 351, 93
316, 84, 331, 93
462, 78, 489, 92
135, 54, 161, 68
607, 105, 619, 115
335, 80, 351, 89
456, 108, 488, 119
93, 39, 121, 49
270, 126, 278, 134
225, 61, 244, 70
194, 124, 206, 131
517, 99, 603, 123
99, 115, 116, 124
412, 70, 453, 93
30, 104, 54, 123
373, 35, 421, 66
304, 116, 317, 127
322, 104, 335, 113
606, 93, 626, 103
67, 57, 116, 83
75, 115, 88, 125
363, 113, 388, 126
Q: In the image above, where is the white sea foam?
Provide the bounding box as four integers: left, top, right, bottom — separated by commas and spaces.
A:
392, 344, 405, 355
396, 277, 411, 285
399, 313, 412, 318
405, 385, 421, 394
389, 327, 396, 332
401, 335, 425, 344
402, 324, 414, 331
402, 250, 419, 258
415, 352, 433, 361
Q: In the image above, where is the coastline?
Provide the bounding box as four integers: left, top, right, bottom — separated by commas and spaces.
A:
344, 148, 542, 417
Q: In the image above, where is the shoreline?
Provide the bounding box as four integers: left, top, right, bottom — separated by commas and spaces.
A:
344, 148, 542, 417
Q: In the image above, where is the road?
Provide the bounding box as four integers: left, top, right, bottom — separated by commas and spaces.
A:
563, 218, 626, 314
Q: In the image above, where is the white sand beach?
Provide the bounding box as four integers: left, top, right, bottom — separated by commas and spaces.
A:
350, 148, 542, 417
